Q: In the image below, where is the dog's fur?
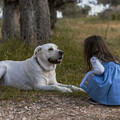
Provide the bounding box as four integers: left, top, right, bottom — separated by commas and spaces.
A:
0, 43, 84, 92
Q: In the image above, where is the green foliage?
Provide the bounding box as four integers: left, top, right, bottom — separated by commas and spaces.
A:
97, 0, 120, 6
111, 13, 120, 20
59, 3, 91, 18
99, 7, 120, 21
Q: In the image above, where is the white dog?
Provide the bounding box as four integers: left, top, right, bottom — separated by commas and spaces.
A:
0, 43, 84, 92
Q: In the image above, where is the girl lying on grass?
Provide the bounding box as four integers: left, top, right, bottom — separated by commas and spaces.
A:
80, 35, 120, 105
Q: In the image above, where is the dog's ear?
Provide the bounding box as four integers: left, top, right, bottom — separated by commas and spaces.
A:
34, 46, 42, 57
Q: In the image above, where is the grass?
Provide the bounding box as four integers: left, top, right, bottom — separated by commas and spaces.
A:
0, 17, 120, 101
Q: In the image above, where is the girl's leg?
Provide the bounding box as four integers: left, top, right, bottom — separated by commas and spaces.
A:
80, 71, 94, 87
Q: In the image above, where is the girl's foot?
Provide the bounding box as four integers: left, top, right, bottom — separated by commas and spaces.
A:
88, 98, 99, 105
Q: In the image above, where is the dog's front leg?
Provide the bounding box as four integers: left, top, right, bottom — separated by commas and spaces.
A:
34, 84, 72, 92
57, 83, 85, 92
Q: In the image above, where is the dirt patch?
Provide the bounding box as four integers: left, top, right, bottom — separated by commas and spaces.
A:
0, 95, 120, 120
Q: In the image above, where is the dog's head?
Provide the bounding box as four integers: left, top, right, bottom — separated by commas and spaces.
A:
34, 43, 64, 65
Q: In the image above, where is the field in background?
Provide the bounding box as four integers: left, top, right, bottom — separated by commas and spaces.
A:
0, 17, 120, 100
52, 18, 120, 85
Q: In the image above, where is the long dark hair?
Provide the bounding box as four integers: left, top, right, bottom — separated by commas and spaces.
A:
84, 35, 119, 71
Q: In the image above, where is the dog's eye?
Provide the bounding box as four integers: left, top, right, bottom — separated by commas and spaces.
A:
48, 48, 53, 51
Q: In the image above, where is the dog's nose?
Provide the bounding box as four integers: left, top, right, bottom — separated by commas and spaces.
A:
59, 51, 64, 55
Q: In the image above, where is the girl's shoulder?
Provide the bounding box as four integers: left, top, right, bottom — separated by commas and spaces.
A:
90, 56, 102, 63
90, 56, 98, 61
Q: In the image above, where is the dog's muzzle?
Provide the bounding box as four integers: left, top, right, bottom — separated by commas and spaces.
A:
48, 51, 64, 64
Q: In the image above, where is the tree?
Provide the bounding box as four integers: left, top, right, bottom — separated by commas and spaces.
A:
19, 0, 51, 44
97, 0, 120, 7
0, 0, 3, 7
59, 3, 91, 18
97, 0, 120, 20
2, 0, 51, 44
1, 0, 76, 44
0, 0, 3, 17
2, 0, 20, 41
48, 0, 75, 29
99, 6, 120, 20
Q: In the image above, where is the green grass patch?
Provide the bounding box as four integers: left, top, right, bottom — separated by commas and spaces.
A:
0, 86, 88, 101
0, 38, 36, 61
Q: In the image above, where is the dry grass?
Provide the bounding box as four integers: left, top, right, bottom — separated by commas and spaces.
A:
53, 18, 120, 57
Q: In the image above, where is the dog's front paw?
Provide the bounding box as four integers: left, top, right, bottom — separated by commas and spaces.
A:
70, 85, 85, 92
74, 87, 85, 92
61, 88, 72, 93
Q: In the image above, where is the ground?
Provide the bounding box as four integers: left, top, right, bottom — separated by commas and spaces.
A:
0, 94, 120, 120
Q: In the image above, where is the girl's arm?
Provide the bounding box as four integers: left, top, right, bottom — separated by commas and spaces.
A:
90, 56, 104, 75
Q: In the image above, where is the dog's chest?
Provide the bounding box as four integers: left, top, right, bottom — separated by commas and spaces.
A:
43, 71, 56, 84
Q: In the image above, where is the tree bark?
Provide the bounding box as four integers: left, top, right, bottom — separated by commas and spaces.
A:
48, 0, 57, 29
2, 0, 20, 41
2, 0, 75, 43
19, 0, 52, 44
48, 0, 75, 29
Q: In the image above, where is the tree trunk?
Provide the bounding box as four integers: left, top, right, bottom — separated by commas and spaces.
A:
2, 0, 74, 44
19, 0, 52, 45
48, 0, 57, 29
2, 0, 20, 41
48, 0, 75, 29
